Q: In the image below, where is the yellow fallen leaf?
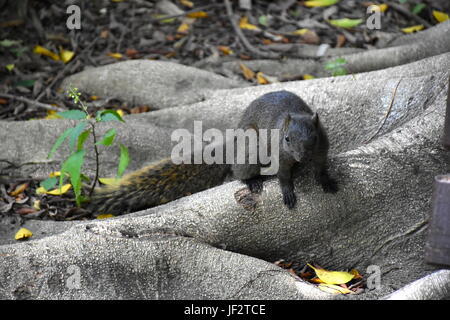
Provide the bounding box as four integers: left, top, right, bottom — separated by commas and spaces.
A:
218, 46, 234, 55
44, 110, 62, 119
90, 95, 99, 101
180, 0, 194, 8
401, 25, 424, 33
36, 184, 72, 195
107, 52, 123, 59
9, 183, 29, 196
318, 283, 354, 294
15, 228, 33, 240
60, 48, 75, 63
433, 10, 449, 23
256, 72, 270, 85
117, 109, 125, 117
96, 214, 115, 219
292, 28, 310, 35
378, 4, 388, 12
303, 74, 315, 80
239, 63, 255, 80
304, 0, 339, 7
99, 178, 119, 186
49, 171, 61, 178
308, 264, 354, 285
177, 22, 190, 34
239, 16, 261, 31
187, 11, 208, 18
33, 45, 60, 61
6, 64, 14, 71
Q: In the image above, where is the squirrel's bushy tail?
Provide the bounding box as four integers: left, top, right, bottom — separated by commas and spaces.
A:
87, 158, 230, 216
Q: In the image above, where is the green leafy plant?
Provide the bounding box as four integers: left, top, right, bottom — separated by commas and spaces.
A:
41, 87, 130, 206
324, 58, 348, 77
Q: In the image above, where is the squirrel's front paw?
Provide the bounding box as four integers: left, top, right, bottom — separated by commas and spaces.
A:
282, 189, 297, 209
244, 177, 263, 194
321, 177, 338, 193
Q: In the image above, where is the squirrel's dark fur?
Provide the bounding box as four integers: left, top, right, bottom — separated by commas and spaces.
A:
87, 90, 336, 215
232, 90, 337, 208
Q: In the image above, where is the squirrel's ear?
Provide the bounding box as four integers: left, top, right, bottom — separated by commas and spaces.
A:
312, 112, 319, 127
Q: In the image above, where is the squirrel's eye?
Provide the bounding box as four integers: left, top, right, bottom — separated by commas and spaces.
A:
285, 136, 290, 142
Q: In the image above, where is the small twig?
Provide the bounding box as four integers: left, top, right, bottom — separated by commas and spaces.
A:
386, 1, 432, 28
223, 0, 280, 59
365, 79, 402, 144
0, 93, 64, 112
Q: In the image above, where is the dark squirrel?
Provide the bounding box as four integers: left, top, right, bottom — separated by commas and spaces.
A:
231, 90, 337, 208
87, 90, 336, 215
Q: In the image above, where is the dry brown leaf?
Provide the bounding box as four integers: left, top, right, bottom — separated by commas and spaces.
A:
9, 183, 29, 197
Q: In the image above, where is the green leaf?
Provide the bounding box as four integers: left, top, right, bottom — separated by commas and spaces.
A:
324, 58, 347, 70
40, 177, 57, 191
332, 67, 348, 76
0, 39, 21, 47
15, 79, 35, 88
77, 129, 91, 151
328, 18, 363, 29
97, 110, 125, 122
258, 15, 269, 27
57, 110, 87, 120
48, 127, 74, 159
412, 3, 426, 15
117, 144, 129, 178
96, 128, 116, 146
69, 121, 87, 151
60, 150, 85, 206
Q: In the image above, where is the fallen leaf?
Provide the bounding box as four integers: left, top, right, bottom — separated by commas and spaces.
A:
33, 200, 41, 210
99, 178, 119, 185
299, 29, 320, 44
328, 18, 363, 28
100, 29, 109, 38
303, 74, 315, 80
180, 0, 194, 8
239, 63, 255, 80
16, 207, 37, 215
378, 4, 388, 12
292, 28, 310, 35
239, 16, 261, 31
308, 264, 354, 285
318, 283, 354, 294
49, 171, 61, 178
107, 52, 123, 59
130, 105, 150, 114
218, 46, 234, 55
256, 72, 270, 84
60, 48, 75, 63
336, 34, 346, 47
304, 0, 339, 7
0, 98, 8, 104
96, 214, 115, 219
33, 45, 60, 61
44, 110, 62, 120
5, 64, 15, 71
401, 25, 424, 33
36, 184, 72, 195
433, 10, 449, 23
177, 22, 190, 34
9, 183, 29, 197
187, 11, 208, 18
15, 228, 33, 240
